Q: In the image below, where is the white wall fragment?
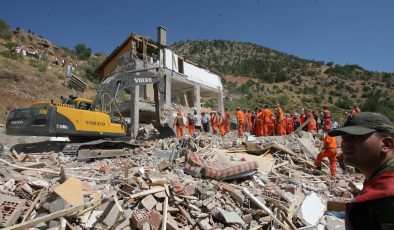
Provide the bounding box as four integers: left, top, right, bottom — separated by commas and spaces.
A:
297, 192, 326, 226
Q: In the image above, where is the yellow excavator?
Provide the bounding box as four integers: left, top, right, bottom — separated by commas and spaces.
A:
5, 68, 173, 159
6, 96, 127, 140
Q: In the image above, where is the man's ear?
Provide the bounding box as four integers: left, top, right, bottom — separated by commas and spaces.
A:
381, 136, 394, 153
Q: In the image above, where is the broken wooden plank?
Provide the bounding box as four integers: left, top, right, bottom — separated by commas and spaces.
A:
242, 188, 294, 230
151, 178, 168, 186
219, 182, 245, 204
273, 161, 289, 169
161, 197, 168, 230
129, 187, 165, 199
21, 189, 45, 222
176, 205, 197, 227
3, 199, 101, 230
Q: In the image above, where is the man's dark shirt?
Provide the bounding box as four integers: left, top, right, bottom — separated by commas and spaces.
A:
346, 158, 394, 230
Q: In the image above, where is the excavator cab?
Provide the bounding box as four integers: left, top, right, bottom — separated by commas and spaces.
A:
60, 95, 92, 110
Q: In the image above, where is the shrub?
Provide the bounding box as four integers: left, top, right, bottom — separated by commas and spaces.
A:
60, 46, 76, 57
278, 95, 289, 107
0, 50, 24, 61
75, 43, 91, 60
0, 19, 12, 39
4, 42, 18, 50
326, 61, 334, 67
81, 59, 100, 84
29, 59, 48, 72
362, 85, 371, 92
335, 97, 354, 110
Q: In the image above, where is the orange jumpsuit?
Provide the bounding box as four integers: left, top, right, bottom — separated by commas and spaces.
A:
262, 108, 272, 136
275, 107, 286, 136
246, 112, 252, 132
173, 115, 184, 137
269, 116, 276, 136
224, 111, 231, 134
218, 115, 225, 136
316, 135, 337, 176
255, 111, 264, 137
286, 117, 294, 134
307, 113, 317, 132
236, 110, 245, 137
211, 114, 218, 134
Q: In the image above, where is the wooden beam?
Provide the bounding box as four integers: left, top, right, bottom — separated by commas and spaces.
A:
21, 189, 45, 222
129, 187, 165, 199
3, 200, 101, 230
161, 197, 168, 230
243, 188, 295, 230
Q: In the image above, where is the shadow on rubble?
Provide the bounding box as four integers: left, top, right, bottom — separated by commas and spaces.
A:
11, 140, 66, 154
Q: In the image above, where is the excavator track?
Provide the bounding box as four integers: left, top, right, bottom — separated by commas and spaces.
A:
11, 139, 139, 161
62, 139, 139, 160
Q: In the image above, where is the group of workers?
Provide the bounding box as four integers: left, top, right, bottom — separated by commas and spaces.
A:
173, 104, 355, 139
173, 109, 232, 138
173, 105, 394, 228
173, 104, 364, 178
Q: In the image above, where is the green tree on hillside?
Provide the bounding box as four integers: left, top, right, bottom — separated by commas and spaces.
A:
0, 19, 12, 39
362, 96, 394, 121
75, 43, 91, 60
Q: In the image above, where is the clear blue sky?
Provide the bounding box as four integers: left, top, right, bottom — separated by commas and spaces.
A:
1, 0, 394, 72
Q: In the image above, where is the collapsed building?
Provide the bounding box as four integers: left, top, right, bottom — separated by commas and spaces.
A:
95, 27, 224, 137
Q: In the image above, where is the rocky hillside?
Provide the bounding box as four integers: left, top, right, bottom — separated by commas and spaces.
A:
171, 40, 394, 121
0, 20, 103, 123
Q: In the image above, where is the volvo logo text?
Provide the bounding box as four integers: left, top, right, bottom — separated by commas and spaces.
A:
134, 78, 153, 83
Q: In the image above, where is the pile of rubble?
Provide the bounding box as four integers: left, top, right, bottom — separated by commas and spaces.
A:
0, 129, 365, 229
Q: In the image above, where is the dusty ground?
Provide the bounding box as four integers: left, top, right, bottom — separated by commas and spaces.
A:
0, 56, 96, 124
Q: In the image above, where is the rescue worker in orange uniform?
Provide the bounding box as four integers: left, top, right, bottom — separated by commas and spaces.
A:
210, 112, 218, 134
217, 111, 225, 137
236, 107, 245, 137
315, 127, 337, 176
307, 111, 317, 133
269, 114, 276, 136
224, 108, 231, 134
322, 105, 331, 132
246, 109, 252, 132
275, 104, 286, 136
285, 113, 294, 135
255, 108, 264, 137
262, 105, 272, 136
173, 111, 184, 137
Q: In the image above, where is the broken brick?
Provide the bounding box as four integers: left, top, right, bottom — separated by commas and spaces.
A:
149, 210, 163, 230
131, 209, 150, 229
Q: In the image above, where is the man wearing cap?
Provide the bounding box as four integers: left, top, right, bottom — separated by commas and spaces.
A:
329, 112, 394, 229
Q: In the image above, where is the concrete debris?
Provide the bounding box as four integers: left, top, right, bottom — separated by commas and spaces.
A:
297, 192, 326, 226
0, 129, 364, 229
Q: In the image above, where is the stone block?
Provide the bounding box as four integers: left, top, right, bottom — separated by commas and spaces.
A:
141, 194, 157, 211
